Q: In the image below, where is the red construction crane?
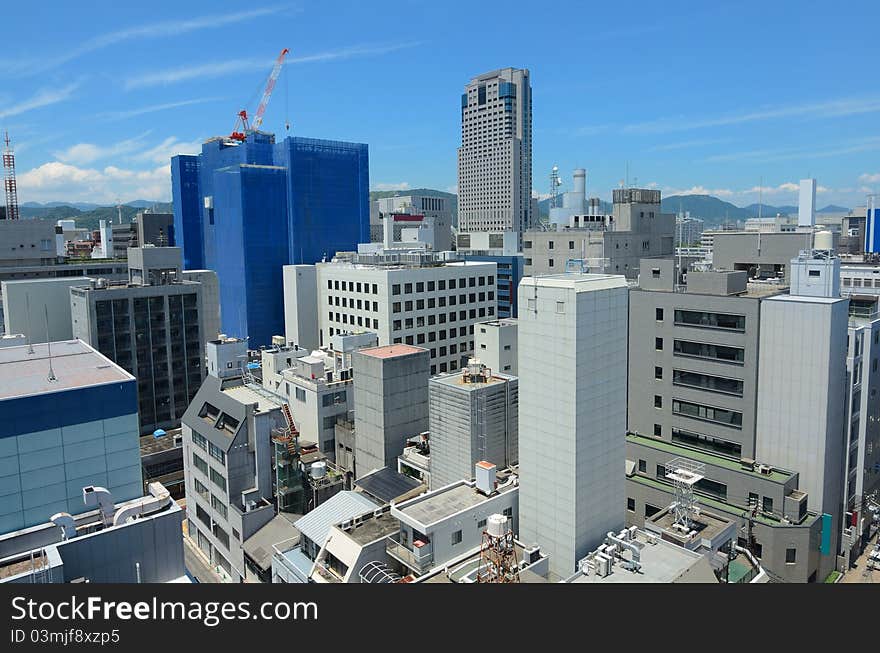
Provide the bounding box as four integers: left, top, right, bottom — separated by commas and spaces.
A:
230, 48, 290, 142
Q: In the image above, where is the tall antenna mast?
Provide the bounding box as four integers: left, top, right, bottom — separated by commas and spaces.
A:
44, 305, 56, 382
3, 131, 21, 221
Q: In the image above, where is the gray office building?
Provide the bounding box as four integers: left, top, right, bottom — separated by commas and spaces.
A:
523, 188, 675, 279
352, 344, 430, 479
428, 359, 518, 489
625, 259, 832, 582
70, 246, 205, 434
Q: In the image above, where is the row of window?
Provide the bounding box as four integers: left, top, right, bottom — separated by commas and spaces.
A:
326, 280, 378, 294
392, 292, 494, 312
192, 451, 227, 494
391, 277, 494, 295
392, 308, 493, 331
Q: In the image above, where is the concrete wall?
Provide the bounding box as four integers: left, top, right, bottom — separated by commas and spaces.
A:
518, 275, 628, 577
283, 265, 319, 351
2, 277, 92, 343
712, 231, 813, 281
353, 347, 430, 478
755, 295, 849, 576
474, 320, 517, 375
182, 270, 221, 344
0, 221, 57, 267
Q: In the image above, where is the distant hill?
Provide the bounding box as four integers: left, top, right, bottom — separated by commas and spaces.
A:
818, 205, 849, 213
27, 202, 174, 231
22, 201, 101, 211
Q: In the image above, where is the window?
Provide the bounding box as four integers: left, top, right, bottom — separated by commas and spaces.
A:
762, 497, 774, 514
192, 431, 207, 450
627, 498, 636, 512
673, 399, 743, 428
695, 477, 727, 500
748, 492, 759, 509
392, 284, 401, 295
211, 494, 228, 520
548, 241, 554, 250
416, 282, 424, 292
556, 301, 565, 314
645, 504, 660, 518
638, 459, 647, 473
569, 241, 575, 250
674, 340, 744, 364
295, 387, 306, 402
193, 478, 209, 501
655, 366, 663, 380
654, 424, 662, 437
655, 337, 663, 350
808, 270, 820, 277
503, 507, 513, 518
674, 309, 745, 332
673, 370, 744, 396
651, 268, 661, 278
672, 429, 742, 458
656, 308, 664, 321
210, 467, 226, 494
393, 302, 401, 313
208, 442, 225, 465
477, 518, 487, 529
654, 395, 663, 408
192, 452, 208, 476
548, 259, 554, 268
785, 548, 796, 564
524, 240, 532, 249
427, 281, 435, 292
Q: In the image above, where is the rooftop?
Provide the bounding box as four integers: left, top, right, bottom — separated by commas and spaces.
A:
293, 491, 379, 547
520, 273, 627, 292
221, 382, 285, 413
627, 432, 793, 483
431, 369, 510, 390
358, 344, 427, 359
567, 530, 718, 584
0, 339, 133, 400
354, 467, 424, 504
764, 293, 848, 305
394, 478, 517, 528
339, 511, 400, 546
243, 514, 301, 573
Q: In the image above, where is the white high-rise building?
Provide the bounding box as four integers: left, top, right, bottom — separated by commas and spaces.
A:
798, 178, 817, 228
517, 274, 629, 577
458, 68, 532, 237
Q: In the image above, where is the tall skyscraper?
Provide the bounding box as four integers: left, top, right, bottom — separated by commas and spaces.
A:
517, 273, 629, 577
457, 68, 532, 237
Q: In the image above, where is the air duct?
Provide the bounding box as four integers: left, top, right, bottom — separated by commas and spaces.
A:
51, 512, 76, 540
112, 482, 172, 527
82, 486, 114, 526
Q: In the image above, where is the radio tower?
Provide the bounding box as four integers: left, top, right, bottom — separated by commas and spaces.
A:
3, 131, 21, 221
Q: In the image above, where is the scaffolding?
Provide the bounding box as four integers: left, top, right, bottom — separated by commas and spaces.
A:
665, 457, 705, 531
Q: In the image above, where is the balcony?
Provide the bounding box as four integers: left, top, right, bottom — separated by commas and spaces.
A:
385, 533, 433, 574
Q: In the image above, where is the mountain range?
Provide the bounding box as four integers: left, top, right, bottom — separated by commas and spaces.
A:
15, 201, 173, 232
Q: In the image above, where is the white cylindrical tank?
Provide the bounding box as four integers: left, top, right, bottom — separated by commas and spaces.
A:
573, 169, 586, 195
814, 230, 833, 250
311, 461, 327, 479
486, 514, 507, 538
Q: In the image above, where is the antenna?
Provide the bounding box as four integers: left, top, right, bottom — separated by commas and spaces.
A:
44, 306, 56, 382
758, 176, 763, 221
25, 293, 34, 354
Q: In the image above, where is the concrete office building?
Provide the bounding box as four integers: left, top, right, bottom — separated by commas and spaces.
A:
624, 260, 826, 582
286, 251, 497, 375
0, 340, 142, 535
283, 265, 319, 352
474, 319, 518, 375
755, 294, 849, 580
133, 211, 174, 248
70, 247, 206, 434
0, 482, 185, 584
0, 220, 58, 268
260, 332, 378, 462
712, 231, 816, 282
518, 273, 629, 577
352, 344, 430, 479
458, 68, 532, 237
523, 188, 675, 279
2, 277, 94, 344
371, 194, 454, 251
181, 269, 220, 344
428, 360, 518, 489
181, 374, 285, 583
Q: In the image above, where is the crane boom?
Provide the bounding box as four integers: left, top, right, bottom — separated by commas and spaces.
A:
252, 48, 289, 130
229, 48, 290, 142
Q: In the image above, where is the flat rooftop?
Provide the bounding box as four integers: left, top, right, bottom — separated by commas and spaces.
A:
763, 293, 847, 305
221, 382, 284, 413
520, 273, 627, 292
627, 432, 793, 483
395, 479, 516, 527
568, 531, 715, 584
0, 339, 133, 400
358, 344, 426, 359
340, 512, 399, 546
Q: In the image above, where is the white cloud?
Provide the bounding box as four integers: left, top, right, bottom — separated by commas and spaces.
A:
446, 185, 458, 194
626, 97, 880, 134
17, 161, 171, 204
373, 182, 410, 191
859, 172, 880, 184
665, 185, 734, 197
3, 7, 290, 76
124, 41, 422, 89
53, 132, 151, 165
0, 83, 79, 119
743, 182, 800, 195
132, 137, 204, 165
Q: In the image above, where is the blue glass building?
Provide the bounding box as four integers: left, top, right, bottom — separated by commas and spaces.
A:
170, 131, 370, 345
459, 254, 523, 318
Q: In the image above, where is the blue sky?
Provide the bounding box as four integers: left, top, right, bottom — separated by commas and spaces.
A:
2, 0, 879, 208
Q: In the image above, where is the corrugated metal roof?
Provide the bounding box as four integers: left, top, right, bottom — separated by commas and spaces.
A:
293, 491, 379, 547
242, 514, 301, 572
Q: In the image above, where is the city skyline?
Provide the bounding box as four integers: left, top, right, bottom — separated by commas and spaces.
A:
1, 1, 879, 208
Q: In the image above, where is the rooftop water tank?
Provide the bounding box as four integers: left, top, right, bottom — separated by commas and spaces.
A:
311, 461, 327, 479
814, 230, 833, 250
486, 514, 507, 538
